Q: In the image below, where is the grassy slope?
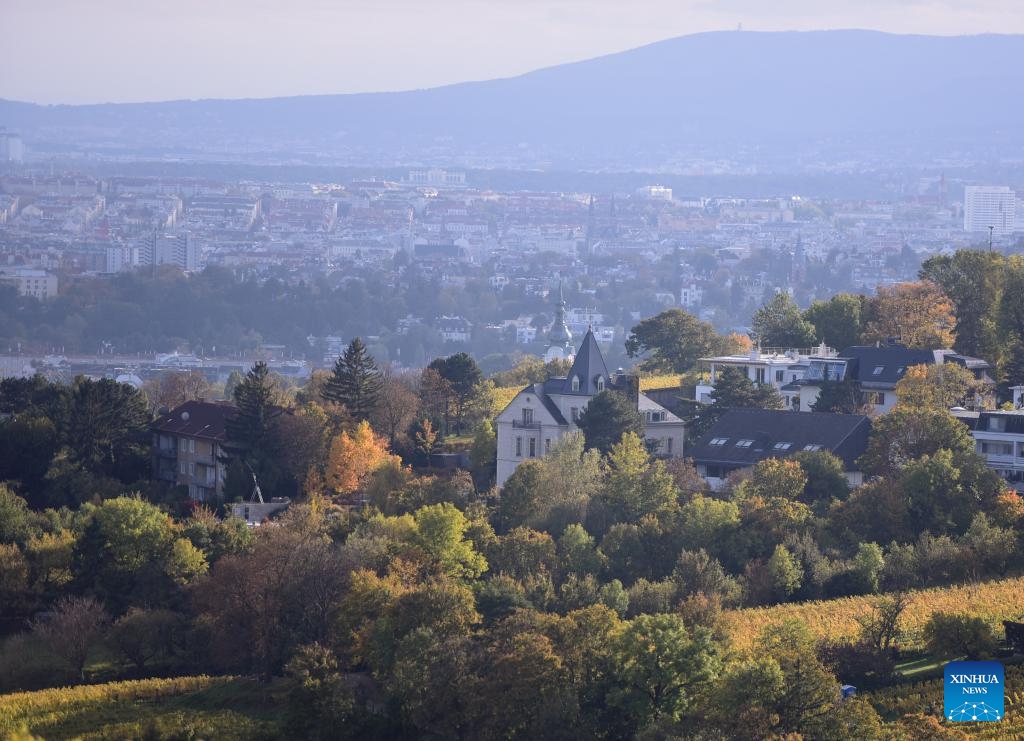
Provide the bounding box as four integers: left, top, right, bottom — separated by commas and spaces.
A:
0, 676, 281, 740
721, 576, 1024, 655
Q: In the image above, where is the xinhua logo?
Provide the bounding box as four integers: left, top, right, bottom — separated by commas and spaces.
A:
944, 661, 1004, 722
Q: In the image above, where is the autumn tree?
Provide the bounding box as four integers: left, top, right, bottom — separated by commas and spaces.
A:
895, 362, 993, 411
323, 338, 383, 422
861, 281, 955, 349
143, 370, 211, 413
33, 596, 109, 681
326, 420, 400, 501
371, 371, 419, 447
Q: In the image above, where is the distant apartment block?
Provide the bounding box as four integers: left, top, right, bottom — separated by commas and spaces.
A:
635, 185, 673, 202
142, 232, 198, 271
0, 268, 58, 299
964, 186, 1017, 236
0, 130, 25, 163
151, 401, 233, 502
407, 169, 466, 186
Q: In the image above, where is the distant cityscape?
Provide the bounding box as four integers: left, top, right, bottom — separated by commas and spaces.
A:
0, 161, 1021, 382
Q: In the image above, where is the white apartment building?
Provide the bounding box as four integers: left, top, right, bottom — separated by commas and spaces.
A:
964, 186, 1017, 236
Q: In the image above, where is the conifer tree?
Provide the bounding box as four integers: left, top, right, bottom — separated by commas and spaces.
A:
324, 338, 383, 422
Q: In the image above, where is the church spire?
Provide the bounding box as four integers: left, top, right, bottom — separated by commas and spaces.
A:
544, 280, 574, 363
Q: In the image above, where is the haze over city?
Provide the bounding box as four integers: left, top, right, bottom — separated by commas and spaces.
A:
2, 0, 1024, 103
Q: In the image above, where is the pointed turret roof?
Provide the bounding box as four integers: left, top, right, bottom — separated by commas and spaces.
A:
547, 280, 573, 348
563, 328, 609, 395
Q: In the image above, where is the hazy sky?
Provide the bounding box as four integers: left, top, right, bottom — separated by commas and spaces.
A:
2, 0, 1022, 105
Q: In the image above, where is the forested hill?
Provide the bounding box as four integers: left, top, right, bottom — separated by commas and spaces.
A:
3, 31, 1022, 165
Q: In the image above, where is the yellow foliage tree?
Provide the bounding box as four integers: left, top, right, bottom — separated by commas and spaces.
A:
862, 281, 955, 349
326, 420, 401, 500
894, 363, 993, 411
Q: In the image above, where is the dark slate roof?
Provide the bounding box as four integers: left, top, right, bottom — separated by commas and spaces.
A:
689, 408, 872, 470
561, 328, 610, 396
151, 400, 234, 441
837, 345, 937, 387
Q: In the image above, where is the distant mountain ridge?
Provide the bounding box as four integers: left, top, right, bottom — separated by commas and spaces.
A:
2, 30, 1022, 168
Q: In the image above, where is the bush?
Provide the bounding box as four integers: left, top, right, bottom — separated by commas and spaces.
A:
0, 634, 72, 693
923, 611, 997, 660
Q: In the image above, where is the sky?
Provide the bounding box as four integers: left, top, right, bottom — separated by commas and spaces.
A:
1, 0, 1023, 105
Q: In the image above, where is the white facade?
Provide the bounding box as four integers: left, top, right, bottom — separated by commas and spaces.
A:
0, 268, 58, 299
964, 186, 1017, 236
496, 329, 685, 487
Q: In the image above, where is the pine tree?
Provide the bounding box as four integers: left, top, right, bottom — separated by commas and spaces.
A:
223, 362, 288, 497
324, 338, 383, 422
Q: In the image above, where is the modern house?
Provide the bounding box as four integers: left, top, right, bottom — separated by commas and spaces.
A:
151, 400, 233, 502
797, 344, 992, 414
952, 409, 1024, 492
696, 345, 835, 410
688, 408, 872, 489
495, 328, 685, 487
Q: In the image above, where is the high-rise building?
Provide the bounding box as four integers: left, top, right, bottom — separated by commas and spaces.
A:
141, 232, 198, 271
964, 186, 1017, 236
0, 130, 25, 163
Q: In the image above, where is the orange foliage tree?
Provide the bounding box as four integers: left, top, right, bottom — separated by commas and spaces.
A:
862, 281, 955, 349
326, 420, 401, 500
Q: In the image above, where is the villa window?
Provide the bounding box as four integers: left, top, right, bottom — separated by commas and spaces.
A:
516, 437, 522, 457
571, 376, 580, 392
529, 438, 536, 457
596, 377, 605, 391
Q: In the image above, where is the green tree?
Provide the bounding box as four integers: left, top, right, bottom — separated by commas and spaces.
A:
109, 608, 184, 670
923, 612, 997, 660
920, 250, 1005, 361
809, 376, 863, 413
595, 433, 679, 527
791, 450, 850, 514
426, 353, 486, 435
65, 377, 151, 482
858, 408, 976, 479
575, 390, 643, 455
751, 292, 817, 348
0, 485, 38, 547
960, 512, 1016, 574
608, 613, 720, 728
767, 544, 802, 600
72, 496, 179, 610
803, 293, 867, 351
323, 337, 383, 422
625, 308, 729, 373
691, 366, 784, 439
283, 643, 370, 741
0, 415, 59, 496
468, 420, 497, 490
413, 503, 488, 580
224, 361, 290, 497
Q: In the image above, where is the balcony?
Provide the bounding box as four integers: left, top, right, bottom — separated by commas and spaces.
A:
512, 420, 541, 429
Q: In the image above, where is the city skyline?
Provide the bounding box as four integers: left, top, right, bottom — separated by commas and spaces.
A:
2, 0, 1023, 104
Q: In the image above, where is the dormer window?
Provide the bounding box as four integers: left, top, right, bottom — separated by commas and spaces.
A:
571, 376, 580, 392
